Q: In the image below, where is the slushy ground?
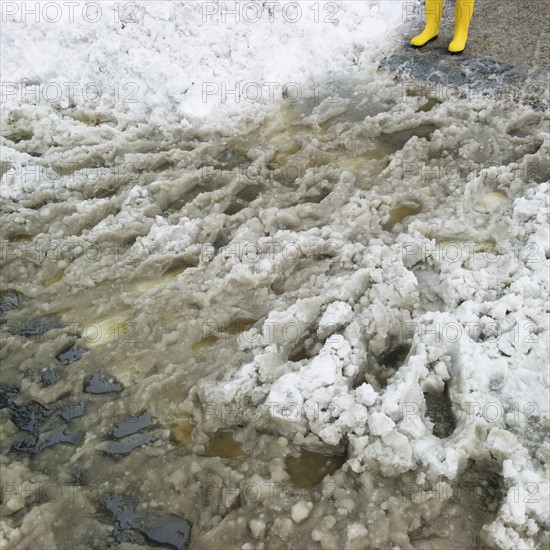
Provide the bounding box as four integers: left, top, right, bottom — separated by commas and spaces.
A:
1, 2, 549, 550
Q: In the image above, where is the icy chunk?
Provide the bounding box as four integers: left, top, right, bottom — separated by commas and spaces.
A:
368, 412, 395, 437
291, 501, 313, 523
317, 301, 354, 340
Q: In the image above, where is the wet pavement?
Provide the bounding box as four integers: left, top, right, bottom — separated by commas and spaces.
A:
383, 0, 549, 108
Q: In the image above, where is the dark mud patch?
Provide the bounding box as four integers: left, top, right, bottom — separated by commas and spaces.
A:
100, 494, 191, 549
367, 344, 412, 388
84, 373, 123, 394
0, 290, 22, 316
424, 385, 456, 439
104, 432, 161, 456
1, 389, 83, 455
56, 343, 87, 365
408, 461, 505, 548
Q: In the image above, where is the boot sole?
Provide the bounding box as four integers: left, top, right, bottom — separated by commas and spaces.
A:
410, 34, 439, 48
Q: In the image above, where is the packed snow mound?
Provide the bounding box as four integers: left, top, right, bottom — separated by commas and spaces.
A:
1, 0, 403, 126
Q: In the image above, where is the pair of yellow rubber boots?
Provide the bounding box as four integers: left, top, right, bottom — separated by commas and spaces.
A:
411, 0, 475, 53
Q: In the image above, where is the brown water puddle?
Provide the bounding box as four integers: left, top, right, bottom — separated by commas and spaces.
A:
191, 317, 257, 351
285, 448, 346, 489
170, 419, 195, 446
383, 203, 423, 230
207, 429, 246, 458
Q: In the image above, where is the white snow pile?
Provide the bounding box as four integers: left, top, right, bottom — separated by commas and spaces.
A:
1, 0, 403, 126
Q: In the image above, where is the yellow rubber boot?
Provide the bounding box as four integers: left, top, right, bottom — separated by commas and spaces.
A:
449, 0, 475, 53
411, 0, 443, 47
